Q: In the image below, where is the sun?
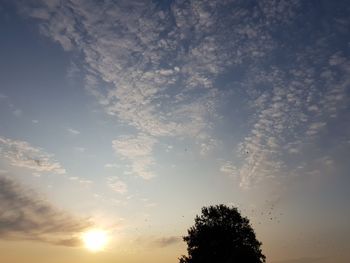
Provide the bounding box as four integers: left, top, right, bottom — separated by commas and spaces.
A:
82, 229, 108, 252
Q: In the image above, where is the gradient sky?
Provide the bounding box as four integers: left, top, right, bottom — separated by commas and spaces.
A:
0, 1, 350, 263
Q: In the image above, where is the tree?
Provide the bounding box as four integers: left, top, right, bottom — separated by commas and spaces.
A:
179, 204, 265, 263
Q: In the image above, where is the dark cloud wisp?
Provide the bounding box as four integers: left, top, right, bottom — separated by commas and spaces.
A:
153, 236, 181, 247
0, 176, 92, 246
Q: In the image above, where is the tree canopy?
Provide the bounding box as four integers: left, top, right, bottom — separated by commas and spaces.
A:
179, 204, 265, 263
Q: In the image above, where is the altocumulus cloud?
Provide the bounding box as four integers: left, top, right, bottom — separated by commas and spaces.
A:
0, 175, 92, 246
0, 136, 66, 175
18, 0, 350, 187
112, 134, 156, 180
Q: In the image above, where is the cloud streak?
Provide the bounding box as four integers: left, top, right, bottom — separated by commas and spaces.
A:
0, 136, 66, 175
107, 176, 128, 194
135, 235, 182, 248
152, 236, 181, 248
66, 128, 80, 135
0, 175, 91, 246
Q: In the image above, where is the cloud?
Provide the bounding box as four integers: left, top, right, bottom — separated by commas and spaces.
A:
12, 109, 22, 117
73, 146, 85, 153
107, 177, 127, 194
18, 0, 259, 178
66, 128, 80, 135
306, 122, 326, 136
152, 236, 181, 248
135, 235, 181, 248
18, 0, 350, 188
0, 175, 91, 246
235, 51, 350, 188
199, 138, 219, 156
0, 93, 8, 99
0, 94, 24, 118
0, 136, 66, 175
27, 7, 50, 20
112, 134, 156, 179
220, 161, 237, 178
68, 176, 93, 187
104, 163, 120, 168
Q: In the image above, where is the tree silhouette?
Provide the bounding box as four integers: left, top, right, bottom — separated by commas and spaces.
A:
179, 204, 265, 263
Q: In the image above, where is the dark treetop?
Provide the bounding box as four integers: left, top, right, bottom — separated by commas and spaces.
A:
180, 204, 265, 263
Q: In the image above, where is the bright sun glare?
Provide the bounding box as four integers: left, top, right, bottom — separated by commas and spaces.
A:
82, 229, 108, 252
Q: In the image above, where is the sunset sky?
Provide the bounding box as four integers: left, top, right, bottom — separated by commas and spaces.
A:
0, 1, 349, 263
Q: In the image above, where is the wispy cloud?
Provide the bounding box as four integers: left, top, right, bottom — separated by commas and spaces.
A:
68, 176, 93, 187
107, 177, 127, 194
0, 136, 66, 175
73, 146, 85, 153
0, 94, 24, 118
12, 109, 22, 117
0, 93, 8, 99
220, 161, 238, 178
104, 163, 120, 169
135, 235, 182, 248
0, 175, 91, 246
152, 236, 181, 248
66, 128, 80, 135
112, 134, 156, 179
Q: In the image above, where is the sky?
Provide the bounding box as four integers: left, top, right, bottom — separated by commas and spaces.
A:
0, 0, 349, 262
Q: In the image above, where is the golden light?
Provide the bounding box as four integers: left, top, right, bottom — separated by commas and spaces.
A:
82, 229, 108, 252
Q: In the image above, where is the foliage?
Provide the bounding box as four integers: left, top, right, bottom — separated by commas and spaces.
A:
179, 204, 265, 263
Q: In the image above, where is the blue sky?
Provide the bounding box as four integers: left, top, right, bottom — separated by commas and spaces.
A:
0, 1, 350, 263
